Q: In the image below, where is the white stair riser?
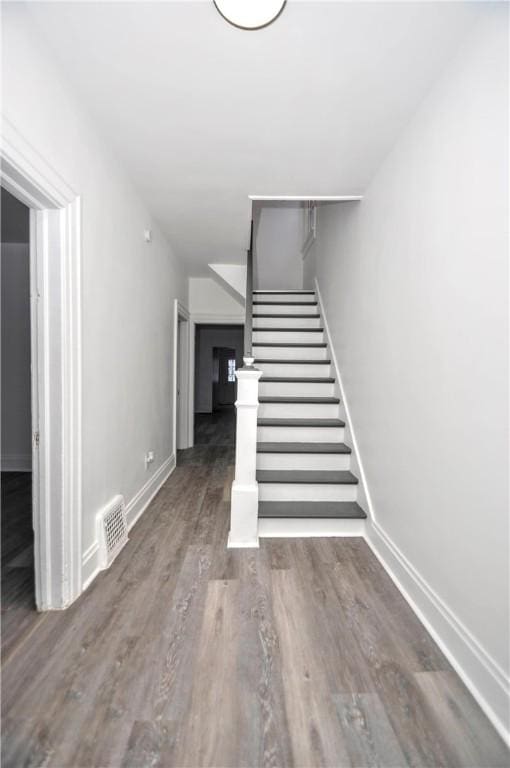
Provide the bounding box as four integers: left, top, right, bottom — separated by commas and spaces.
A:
256, 362, 332, 377
253, 330, 324, 344
259, 381, 335, 397
253, 315, 321, 328
252, 304, 318, 316
257, 426, 345, 442
258, 518, 365, 537
257, 453, 351, 471
258, 402, 339, 419
259, 483, 358, 502
254, 293, 316, 303
253, 346, 327, 360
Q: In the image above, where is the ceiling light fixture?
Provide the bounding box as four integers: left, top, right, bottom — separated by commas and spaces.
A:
213, 0, 286, 30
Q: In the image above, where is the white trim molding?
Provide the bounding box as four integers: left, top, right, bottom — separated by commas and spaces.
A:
1, 115, 76, 209
81, 541, 100, 592
259, 518, 366, 538
314, 278, 374, 521
1, 114, 82, 611
173, 300, 192, 453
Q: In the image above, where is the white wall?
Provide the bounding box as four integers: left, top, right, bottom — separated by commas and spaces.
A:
189, 277, 244, 320
306, 10, 509, 734
208, 264, 246, 302
2, 6, 188, 564
255, 204, 304, 290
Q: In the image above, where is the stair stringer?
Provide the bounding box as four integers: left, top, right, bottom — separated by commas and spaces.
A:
313, 278, 373, 523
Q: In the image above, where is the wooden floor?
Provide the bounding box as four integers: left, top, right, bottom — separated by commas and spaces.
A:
194, 407, 236, 445
2, 412, 508, 767
1, 471, 37, 661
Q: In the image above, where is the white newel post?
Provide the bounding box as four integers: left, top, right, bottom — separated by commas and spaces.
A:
228, 357, 262, 548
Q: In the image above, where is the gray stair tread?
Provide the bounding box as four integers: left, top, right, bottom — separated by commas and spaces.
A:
253, 342, 327, 347
257, 470, 358, 484
253, 314, 321, 318
257, 442, 351, 454
253, 301, 318, 306
253, 290, 315, 294
259, 396, 340, 404
258, 418, 345, 427
255, 359, 331, 364
261, 376, 335, 383
258, 501, 366, 519
253, 327, 323, 332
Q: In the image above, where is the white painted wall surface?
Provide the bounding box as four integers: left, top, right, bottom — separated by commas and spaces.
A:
208, 263, 246, 302
307, 10, 509, 732
2, 6, 187, 558
255, 204, 303, 290
1, 243, 32, 470
189, 277, 244, 320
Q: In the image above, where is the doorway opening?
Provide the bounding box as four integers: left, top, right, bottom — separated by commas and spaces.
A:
212, 347, 237, 410
1, 187, 36, 656
1, 121, 82, 612
193, 324, 243, 447
173, 300, 191, 464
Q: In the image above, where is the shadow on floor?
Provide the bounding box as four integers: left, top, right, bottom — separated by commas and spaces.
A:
194, 407, 236, 446
1, 472, 36, 660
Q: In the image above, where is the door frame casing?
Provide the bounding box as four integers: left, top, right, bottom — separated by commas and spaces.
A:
173, 300, 192, 452
1, 116, 82, 610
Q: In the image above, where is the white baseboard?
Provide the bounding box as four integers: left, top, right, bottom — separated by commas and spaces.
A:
366, 520, 510, 746
227, 532, 260, 549
81, 454, 176, 593
1, 453, 32, 472
81, 541, 100, 591
125, 453, 176, 530
259, 518, 366, 538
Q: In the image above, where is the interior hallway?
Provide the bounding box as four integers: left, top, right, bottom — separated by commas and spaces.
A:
2, 410, 508, 767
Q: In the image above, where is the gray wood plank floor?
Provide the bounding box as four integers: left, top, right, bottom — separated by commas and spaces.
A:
2, 417, 508, 767
1, 472, 38, 661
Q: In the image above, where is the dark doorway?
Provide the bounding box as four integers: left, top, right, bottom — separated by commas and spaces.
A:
194, 324, 243, 415
212, 346, 237, 409
1, 187, 36, 657
193, 324, 243, 447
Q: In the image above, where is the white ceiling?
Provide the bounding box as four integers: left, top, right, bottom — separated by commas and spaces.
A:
25, 1, 481, 273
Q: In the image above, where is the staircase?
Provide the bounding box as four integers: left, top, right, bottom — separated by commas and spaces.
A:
252, 289, 367, 531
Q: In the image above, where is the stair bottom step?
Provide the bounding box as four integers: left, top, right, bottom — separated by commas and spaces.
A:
258, 501, 366, 519
258, 516, 366, 538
